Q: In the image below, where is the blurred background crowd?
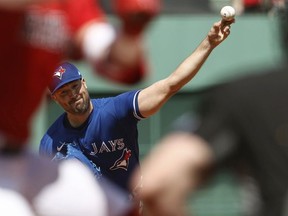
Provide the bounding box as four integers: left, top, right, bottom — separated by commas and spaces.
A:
1, 0, 287, 215
100, 0, 286, 15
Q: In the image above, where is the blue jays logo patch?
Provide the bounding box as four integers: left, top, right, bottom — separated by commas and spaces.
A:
110, 148, 131, 171
53, 66, 66, 80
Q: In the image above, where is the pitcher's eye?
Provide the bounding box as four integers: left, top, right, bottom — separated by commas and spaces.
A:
73, 82, 81, 90
60, 90, 68, 96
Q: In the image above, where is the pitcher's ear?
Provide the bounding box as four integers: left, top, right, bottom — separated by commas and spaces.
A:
82, 79, 88, 89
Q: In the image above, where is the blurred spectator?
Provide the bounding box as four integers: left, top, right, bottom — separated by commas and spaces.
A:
0, 151, 136, 216
232, 0, 286, 14
100, 0, 212, 14
243, 0, 263, 12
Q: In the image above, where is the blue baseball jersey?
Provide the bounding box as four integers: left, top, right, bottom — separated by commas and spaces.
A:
39, 90, 144, 191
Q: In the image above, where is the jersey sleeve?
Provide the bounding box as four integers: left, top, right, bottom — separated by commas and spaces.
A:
113, 90, 144, 121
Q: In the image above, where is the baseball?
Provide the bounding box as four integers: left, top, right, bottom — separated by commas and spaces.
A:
220, 6, 235, 21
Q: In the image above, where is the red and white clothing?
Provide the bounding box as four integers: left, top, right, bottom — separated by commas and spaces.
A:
0, 0, 106, 144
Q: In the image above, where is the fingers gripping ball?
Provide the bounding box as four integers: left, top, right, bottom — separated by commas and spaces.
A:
220, 6, 235, 21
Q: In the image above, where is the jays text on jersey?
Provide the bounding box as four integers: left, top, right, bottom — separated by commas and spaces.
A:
40, 90, 144, 191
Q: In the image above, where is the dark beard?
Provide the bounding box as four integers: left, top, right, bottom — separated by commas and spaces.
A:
69, 97, 90, 115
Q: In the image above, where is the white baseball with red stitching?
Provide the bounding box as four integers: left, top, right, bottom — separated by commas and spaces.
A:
220, 6, 235, 21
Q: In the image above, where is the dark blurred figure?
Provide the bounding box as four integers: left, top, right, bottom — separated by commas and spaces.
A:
131, 5, 288, 216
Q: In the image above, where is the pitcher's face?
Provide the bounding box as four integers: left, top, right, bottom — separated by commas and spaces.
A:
52, 79, 91, 115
